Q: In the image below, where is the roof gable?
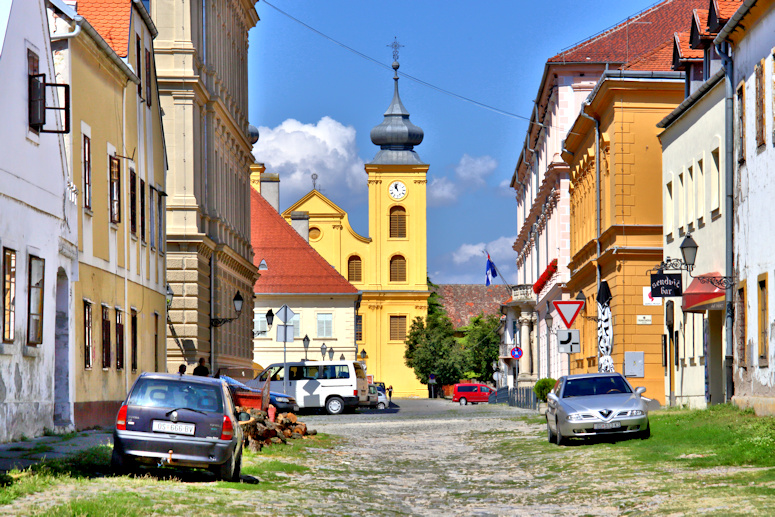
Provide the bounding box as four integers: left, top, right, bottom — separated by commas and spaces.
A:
708, 0, 744, 32
282, 189, 348, 219
251, 190, 358, 295
689, 9, 711, 47
673, 31, 703, 70
77, 0, 131, 58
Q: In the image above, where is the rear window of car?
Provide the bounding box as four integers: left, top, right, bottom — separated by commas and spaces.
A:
128, 378, 224, 413
457, 385, 476, 393
353, 363, 366, 379
563, 376, 632, 398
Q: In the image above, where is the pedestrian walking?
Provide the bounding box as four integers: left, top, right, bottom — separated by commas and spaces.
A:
193, 357, 209, 376
388, 385, 393, 403
178, 364, 186, 375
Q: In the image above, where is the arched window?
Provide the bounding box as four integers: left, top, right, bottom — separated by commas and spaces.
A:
348, 256, 362, 282
390, 255, 406, 282
389, 206, 406, 238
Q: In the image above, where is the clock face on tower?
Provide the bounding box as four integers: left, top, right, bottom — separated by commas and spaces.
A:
388, 181, 407, 200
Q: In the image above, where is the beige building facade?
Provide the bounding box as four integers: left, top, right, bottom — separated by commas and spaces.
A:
150, 0, 259, 373
48, 0, 168, 428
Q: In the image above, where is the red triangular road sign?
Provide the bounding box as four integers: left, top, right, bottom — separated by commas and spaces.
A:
553, 300, 585, 328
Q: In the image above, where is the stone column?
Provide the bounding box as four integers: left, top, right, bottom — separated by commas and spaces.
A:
530, 313, 539, 381
518, 315, 532, 382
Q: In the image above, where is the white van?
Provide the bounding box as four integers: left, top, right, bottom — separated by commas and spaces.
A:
248, 361, 368, 415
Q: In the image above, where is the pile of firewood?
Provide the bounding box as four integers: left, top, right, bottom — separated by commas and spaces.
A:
237, 407, 317, 453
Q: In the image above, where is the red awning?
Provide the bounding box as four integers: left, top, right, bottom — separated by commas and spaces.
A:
682, 273, 725, 313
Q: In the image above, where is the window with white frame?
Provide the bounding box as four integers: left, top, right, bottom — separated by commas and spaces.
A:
149, 187, 156, 248
253, 311, 268, 336
711, 147, 721, 212
665, 180, 673, 236
2, 248, 16, 343
317, 313, 333, 338
290, 313, 300, 338
696, 158, 705, 221
84, 301, 93, 369
27, 256, 45, 345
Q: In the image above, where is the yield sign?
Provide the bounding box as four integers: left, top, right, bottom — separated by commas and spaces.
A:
553, 300, 585, 328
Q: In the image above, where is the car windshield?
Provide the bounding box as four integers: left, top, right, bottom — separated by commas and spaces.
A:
562, 376, 632, 398
128, 378, 224, 413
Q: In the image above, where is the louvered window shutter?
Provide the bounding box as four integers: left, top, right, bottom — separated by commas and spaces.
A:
390, 256, 406, 282
348, 256, 362, 282
390, 207, 406, 238
390, 316, 407, 341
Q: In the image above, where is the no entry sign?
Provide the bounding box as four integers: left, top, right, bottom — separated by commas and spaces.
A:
510, 347, 523, 360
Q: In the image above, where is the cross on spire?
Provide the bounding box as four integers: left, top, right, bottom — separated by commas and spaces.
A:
388, 37, 404, 62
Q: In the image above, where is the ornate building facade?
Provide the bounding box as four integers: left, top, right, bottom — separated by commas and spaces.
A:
150, 0, 259, 372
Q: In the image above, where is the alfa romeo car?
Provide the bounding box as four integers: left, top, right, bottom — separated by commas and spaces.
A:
111, 372, 246, 481
545, 372, 650, 445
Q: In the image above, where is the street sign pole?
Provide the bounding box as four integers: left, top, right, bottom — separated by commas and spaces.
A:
275, 304, 296, 397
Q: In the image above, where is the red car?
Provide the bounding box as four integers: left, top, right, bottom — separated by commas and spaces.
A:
452, 383, 494, 405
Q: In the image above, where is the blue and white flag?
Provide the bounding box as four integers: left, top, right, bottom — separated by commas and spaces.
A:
485, 253, 498, 286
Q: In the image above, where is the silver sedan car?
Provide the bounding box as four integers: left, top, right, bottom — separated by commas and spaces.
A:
546, 373, 650, 445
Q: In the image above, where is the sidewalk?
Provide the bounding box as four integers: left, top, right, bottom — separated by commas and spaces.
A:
0, 429, 113, 472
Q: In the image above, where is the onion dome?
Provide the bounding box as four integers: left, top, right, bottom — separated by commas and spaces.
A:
369, 61, 425, 165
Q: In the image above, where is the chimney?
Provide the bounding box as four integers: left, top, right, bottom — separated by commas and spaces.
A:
249, 163, 265, 193
290, 211, 310, 242
260, 172, 280, 212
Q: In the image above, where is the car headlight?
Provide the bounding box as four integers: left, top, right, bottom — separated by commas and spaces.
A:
275, 397, 290, 403
623, 409, 644, 416
566, 413, 585, 422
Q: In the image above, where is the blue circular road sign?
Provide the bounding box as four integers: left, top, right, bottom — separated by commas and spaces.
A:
511, 347, 523, 360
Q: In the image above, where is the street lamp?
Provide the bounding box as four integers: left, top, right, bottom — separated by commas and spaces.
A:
360, 349, 367, 361
649, 233, 734, 289
211, 291, 244, 328
328, 347, 334, 360
320, 343, 327, 359
680, 233, 698, 270
166, 284, 174, 310
340, 353, 345, 360
303, 334, 310, 360
266, 309, 274, 329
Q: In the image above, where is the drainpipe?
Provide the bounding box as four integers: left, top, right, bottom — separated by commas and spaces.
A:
579, 104, 601, 294
123, 84, 130, 395
716, 41, 735, 402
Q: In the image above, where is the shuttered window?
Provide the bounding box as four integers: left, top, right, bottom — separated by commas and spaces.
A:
355, 315, 363, 342
348, 256, 362, 282
759, 275, 768, 365
84, 301, 93, 369
737, 83, 746, 164
756, 61, 765, 148
130, 170, 137, 235
3, 248, 16, 343
116, 310, 124, 370
27, 256, 44, 345
389, 206, 406, 238
101, 306, 111, 369
390, 255, 406, 282
390, 315, 407, 341
110, 157, 121, 223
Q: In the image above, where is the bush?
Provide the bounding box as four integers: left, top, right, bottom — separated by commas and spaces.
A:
533, 378, 556, 403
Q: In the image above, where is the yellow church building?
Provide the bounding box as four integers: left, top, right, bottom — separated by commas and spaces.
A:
283, 61, 429, 397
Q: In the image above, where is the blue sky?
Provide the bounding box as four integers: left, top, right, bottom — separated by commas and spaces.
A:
248, 0, 664, 285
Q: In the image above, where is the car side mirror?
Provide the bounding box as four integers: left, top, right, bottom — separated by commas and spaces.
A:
237, 411, 252, 422
635, 387, 647, 395
547, 393, 559, 403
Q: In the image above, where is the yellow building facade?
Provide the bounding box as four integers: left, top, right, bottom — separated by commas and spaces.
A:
282, 63, 429, 397
49, 1, 167, 428
562, 71, 684, 406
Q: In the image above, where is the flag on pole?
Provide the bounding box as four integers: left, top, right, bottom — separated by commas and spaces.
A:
485, 253, 498, 286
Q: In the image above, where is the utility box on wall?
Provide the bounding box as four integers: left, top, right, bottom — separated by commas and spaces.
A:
624, 351, 645, 378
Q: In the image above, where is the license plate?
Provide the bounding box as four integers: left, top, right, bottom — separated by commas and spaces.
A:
594, 422, 621, 430
152, 420, 195, 435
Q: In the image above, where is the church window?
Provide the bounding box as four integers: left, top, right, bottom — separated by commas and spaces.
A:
390, 255, 406, 282
348, 256, 362, 282
390, 315, 407, 341
389, 206, 406, 238
309, 227, 321, 240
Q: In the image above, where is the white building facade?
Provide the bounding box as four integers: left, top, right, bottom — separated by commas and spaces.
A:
0, 0, 78, 441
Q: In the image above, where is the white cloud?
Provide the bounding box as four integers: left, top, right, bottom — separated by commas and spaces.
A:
427, 176, 458, 206
436, 235, 517, 284
252, 117, 366, 208
455, 154, 497, 186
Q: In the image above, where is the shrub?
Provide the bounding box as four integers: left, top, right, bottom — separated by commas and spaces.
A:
533, 378, 556, 403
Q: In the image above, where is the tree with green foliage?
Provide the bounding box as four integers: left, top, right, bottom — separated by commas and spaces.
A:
459, 314, 502, 383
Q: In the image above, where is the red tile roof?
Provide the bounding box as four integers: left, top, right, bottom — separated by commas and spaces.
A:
250, 190, 358, 295
692, 9, 712, 39
549, 0, 707, 65
715, 0, 743, 20
624, 38, 675, 71
675, 31, 703, 60
432, 284, 510, 329
77, 0, 131, 58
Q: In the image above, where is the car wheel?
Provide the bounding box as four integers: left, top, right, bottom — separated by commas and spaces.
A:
554, 418, 566, 446
459, 397, 467, 406
326, 396, 345, 415
546, 418, 556, 443
211, 447, 237, 481
110, 447, 135, 474
639, 423, 651, 440
377, 402, 386, 410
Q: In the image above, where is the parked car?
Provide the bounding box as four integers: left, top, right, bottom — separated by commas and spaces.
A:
219, 375, 300, 413
247, 360, 368, 415
111, 372, 246, 481
452, 383, 494, 405
376, 389, 388, 410
545, 372, 650, 445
